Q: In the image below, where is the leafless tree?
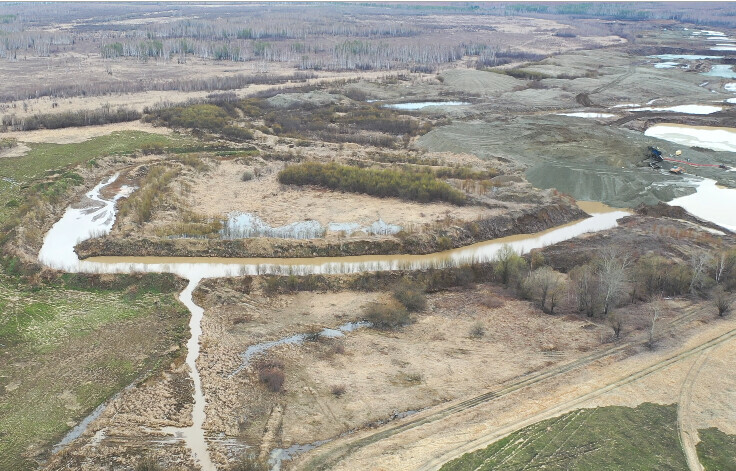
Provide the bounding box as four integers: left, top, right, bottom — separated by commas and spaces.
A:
526, 266, 566, 314
647, 294, 663, 350
597, 248, 631, 317
569, 263, 599, 317
690, 250, 713, 295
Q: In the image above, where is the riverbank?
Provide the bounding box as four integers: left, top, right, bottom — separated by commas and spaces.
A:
76, 203, 587, 260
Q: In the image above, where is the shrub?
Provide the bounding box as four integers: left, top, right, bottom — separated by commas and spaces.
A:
135, 457, 164, 471
257, 361, 285, 392
365, 302, 411, 329
331, 384, 347, 397
480, 295, 504, 309
392, 279, 427, 312
469, 322, 486, 339
229, 455, 269, 471
241, 170, 254, 181
278, 162, 467, 205
222, 125, 254, 142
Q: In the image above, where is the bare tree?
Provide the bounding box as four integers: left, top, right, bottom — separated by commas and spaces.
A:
526, 266, 566, 314
597, 248, 631, 317
647, 295, 663, 350
569, 263, 599, 317
689, 250, 713, 295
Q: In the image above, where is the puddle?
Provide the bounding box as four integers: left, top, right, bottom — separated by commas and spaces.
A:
221, 213, 325, 239
230, 322, 371, 377
52, 385, 132, 454
711, 46, 736, 51
630, 105, 722, 115
653, 62, 685, 69
384, 101, 470, 110
726, 83, 736, 92
556, 112, 617, 119
269, 439, 332, 471
703, 65, 736, 79
645, 124, 736, 152
611, 103, 640, 108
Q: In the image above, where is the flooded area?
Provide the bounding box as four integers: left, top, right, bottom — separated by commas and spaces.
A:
220, 213, 401, 239
651, 54, 723, 60
229, 321, 371, 377
645, 124, 736, 152
383, 101, 470, 110
630, 105, 722, 115
668, 178, 736, 231
703, 64, 736, 79
556, 112, 617, 119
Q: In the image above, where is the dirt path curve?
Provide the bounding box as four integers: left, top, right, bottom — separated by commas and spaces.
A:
415, 326, 736, 471
677, 347, 713, 471
590, 63, 636, 95
298, 305, 704, 470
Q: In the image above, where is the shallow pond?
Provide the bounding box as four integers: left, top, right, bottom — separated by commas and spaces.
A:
669, 178, 736, 231
384, 101, 470, 110
556, 112, 617, 119
703, 65, 736, 79
652, 54, 723, 60
631, 105, 722, 115
645, 124, 736, 152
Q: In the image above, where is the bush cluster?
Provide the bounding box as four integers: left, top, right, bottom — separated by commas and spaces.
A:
364, 301, 411, 329
278, 162, 467, 205
2, 106, 141, 132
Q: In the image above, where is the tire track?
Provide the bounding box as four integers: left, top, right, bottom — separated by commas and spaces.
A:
677, 347, 713, 471
299, 305, 705, 470
418, 326, 736, 471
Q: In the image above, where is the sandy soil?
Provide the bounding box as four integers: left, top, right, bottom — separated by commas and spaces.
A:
292, 300, 736, 471
4, 121, 171, 145
187, 160, 500, 228
192, 283, 604, 466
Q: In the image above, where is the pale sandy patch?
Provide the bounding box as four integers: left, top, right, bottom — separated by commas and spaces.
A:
4, 121, 171, 145
187, 160, 498, 228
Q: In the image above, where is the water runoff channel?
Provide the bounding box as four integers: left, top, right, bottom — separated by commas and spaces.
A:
40, 122, 736, 470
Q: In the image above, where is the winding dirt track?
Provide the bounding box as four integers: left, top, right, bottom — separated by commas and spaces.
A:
299, 304, 710, 470
677, 348, 712, 471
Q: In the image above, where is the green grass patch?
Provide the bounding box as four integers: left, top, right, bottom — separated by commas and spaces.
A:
697, 427, 736, 471
0, 131, 192, 231
440, 403, 688, 471
0, 273, 190, 470
0, 131, 186, 182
